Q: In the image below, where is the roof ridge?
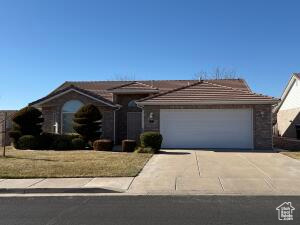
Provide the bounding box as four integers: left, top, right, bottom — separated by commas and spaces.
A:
136, 81, 201, 102
202, 81, 277, 99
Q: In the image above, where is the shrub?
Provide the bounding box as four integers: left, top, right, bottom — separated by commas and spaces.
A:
9, 107, 44, 143
93, 139, 113, 151
140, 132, 163, 152
134, 147, 155, 154
122, 139, 136, 152
38, 133, 80, 150
18, 135, 39, 150
53, 138, 72, 150
72, 138, 86, 150
73, 104, 102, 143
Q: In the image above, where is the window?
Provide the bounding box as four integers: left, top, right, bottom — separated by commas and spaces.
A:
61, 100, 83, 133
128, 100, 137, 108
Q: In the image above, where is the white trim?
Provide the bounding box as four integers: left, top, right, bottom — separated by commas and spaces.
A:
277, 74, 299, 111
137, 100, 279, 106
33, 88, 117, 108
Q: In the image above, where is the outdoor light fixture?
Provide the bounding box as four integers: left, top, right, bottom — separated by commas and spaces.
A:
149, 112, 154, 123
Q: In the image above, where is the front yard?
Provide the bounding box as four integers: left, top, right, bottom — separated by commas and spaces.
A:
281, 151, 300, 160
0, 147, 152, 178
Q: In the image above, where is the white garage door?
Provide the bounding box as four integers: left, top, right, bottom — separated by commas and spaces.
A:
160, 109, 253, 149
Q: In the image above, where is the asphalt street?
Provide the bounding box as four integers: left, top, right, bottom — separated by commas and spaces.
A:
0, 196, 299, 225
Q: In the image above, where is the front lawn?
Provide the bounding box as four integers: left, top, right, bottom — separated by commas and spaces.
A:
0, 147, 152, 178
281, 151, 300, 160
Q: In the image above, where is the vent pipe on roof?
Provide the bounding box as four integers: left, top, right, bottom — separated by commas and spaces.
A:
151, 80, 154, 87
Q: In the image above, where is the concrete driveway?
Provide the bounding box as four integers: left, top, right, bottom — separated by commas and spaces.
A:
128, 150, 300, 195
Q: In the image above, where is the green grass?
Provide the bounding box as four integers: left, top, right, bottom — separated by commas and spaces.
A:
0, 147, 152, 178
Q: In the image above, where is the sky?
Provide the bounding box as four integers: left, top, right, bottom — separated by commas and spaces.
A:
0, 0, 299, 109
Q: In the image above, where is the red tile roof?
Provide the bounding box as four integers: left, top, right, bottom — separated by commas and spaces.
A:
137, 81, 279, 105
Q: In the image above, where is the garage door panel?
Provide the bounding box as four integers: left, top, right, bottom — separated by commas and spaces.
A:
160, 109, 253, 149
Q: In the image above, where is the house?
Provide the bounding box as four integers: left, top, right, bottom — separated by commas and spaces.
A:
276, 202, 295, 221
29, 79, 278, 149
276, 73, 300, 138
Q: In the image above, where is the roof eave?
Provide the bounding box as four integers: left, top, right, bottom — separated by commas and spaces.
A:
30, 88, 118, 108
137, 100, 280, 106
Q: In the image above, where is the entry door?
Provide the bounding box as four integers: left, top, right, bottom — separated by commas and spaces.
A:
160, 109, 253, 149
127, 112, 142, 141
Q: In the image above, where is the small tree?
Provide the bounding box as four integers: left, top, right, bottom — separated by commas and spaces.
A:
9, 106, 44, 145
73, 104, 102, 143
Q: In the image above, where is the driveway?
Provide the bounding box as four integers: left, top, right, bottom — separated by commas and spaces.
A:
128, 150, 300, 195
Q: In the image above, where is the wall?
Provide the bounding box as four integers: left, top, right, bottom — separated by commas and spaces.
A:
38, 91, 115, 141
143, 104, 273, 150
273, 136, 300, 150
114, 94, 149, 143
277, 107, 300, 138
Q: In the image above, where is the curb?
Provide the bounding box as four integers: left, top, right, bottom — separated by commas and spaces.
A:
0, 187, 124, 194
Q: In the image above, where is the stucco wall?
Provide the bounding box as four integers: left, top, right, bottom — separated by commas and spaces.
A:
277, 107, 300, 138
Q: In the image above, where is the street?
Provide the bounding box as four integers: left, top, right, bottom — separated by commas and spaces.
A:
0, 196, 299, 225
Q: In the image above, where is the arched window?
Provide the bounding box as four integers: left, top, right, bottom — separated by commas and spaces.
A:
61, 100, 83, 133
128, 100, 137, 108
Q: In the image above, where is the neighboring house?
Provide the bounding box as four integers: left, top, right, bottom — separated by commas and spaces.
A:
276, 73, 300, 138
0, 110, 17, 147
29, 79, 278, 149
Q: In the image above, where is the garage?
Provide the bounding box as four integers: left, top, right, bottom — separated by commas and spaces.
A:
160, 108, 253, 149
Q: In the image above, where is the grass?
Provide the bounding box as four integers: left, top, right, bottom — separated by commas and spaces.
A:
0, 147, 152, 178
281, 151, 300, 160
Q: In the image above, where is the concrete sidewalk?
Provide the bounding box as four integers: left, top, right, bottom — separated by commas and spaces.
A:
0, 177, 134, 194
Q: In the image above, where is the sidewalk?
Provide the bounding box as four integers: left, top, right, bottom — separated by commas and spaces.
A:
0, 177, 134, 194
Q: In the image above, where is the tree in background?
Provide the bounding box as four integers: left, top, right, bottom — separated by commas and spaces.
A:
194, 67, 240, 80
73, 104, 102, 143
9, 106, 44, 145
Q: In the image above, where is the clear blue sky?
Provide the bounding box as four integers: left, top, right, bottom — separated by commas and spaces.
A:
0, 0, 299, 109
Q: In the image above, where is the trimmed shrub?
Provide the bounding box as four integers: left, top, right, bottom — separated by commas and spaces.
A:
18, 135, 39, 150
73, 104, 102, 143
93, 139, 113, 151
53, 138, 72, 150
122, 139, 136, 152
9, 107, 44, 141
72, 138, 86, 150
134, 147, 155, 154
38, 133, 80, 150
140, 132, 163, 152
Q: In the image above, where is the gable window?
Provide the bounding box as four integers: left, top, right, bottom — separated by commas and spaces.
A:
61, 100, 84, 133
128, 100, 137, 108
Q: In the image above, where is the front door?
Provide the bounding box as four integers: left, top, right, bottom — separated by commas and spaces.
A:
127, 112, 142, 141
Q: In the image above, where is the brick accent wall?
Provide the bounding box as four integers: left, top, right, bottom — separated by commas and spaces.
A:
253, 105, 272, 149
37, 91, 115, 141
143, 104, 273, 150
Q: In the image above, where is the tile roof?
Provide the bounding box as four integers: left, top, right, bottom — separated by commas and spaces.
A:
29, 85, 118, 107
107, 81, 159, 91
50, 79, 250, 101
137, 81, 279, 105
